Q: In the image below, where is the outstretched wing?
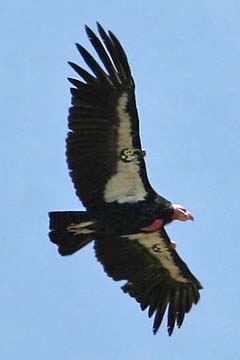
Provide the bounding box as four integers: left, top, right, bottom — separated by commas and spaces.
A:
67, 23, 157, 210
95, 228, 202, 335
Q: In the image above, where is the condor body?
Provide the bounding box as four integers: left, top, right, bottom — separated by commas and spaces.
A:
49, 23, 202, 336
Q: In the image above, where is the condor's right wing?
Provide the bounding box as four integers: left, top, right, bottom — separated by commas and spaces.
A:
67, 24, 162, 210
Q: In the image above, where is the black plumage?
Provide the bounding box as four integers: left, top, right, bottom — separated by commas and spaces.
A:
49, 23, 202, 335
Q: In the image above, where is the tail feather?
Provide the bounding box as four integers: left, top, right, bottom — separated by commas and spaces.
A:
49, 211, 96, 255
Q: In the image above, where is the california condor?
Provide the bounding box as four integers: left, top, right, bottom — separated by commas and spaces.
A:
49, 23, 202, 336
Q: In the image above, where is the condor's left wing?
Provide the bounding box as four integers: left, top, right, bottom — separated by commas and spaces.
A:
95, 227, 202, 335
67, 24, 159, 210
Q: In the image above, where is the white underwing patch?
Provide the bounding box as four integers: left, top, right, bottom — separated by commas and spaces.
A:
123, 232, 188, 283
104, 93, 147, 203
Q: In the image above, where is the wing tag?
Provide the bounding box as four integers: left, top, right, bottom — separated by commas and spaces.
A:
120, 148, 146, 162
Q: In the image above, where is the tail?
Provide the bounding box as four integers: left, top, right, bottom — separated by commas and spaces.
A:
49, 211, 96, 256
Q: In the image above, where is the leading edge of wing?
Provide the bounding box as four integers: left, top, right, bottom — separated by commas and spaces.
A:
95, 227, 202, 336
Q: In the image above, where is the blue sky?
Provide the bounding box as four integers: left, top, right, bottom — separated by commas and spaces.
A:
1, 1, 240, 359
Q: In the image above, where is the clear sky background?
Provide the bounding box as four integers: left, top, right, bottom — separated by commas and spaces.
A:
1, 1, 240, 359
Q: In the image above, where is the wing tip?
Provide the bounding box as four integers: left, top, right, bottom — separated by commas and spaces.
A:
85, 24, 94, 39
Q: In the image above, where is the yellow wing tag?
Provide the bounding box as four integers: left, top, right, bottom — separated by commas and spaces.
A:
120, 148, 146, 162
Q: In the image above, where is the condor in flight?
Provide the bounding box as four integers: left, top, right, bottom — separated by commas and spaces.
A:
49, 23, 202, 336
